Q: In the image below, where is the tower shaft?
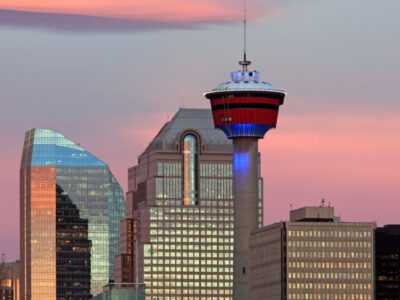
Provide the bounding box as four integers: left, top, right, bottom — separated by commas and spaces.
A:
233, 137, 259, 299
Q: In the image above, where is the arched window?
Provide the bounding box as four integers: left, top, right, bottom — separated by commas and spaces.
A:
183, 134, 198, 205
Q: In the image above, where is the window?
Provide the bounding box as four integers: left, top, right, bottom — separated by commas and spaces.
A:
183, 134, 198, 205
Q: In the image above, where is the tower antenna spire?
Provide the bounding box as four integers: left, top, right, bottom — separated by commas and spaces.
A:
239, 0, 251, 70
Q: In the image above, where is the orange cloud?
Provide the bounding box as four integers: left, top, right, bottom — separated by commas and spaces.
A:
0, 0, 266, 22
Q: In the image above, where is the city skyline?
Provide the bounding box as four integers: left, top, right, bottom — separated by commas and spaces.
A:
1, 0, 400, 262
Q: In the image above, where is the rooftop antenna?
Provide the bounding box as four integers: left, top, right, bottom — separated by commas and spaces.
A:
239, 0, 251, 70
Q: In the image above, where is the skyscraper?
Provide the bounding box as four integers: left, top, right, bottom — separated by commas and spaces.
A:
249, 206, 375, 300
20, 128, 125, 299
115, 108, 263, 299
375, 225, 400, 299
204, 53, 285, 299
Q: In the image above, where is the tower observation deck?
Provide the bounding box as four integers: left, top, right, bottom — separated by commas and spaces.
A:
205, 64, 286, 299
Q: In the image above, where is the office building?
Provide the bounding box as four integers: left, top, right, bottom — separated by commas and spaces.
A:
0, 260, 19, 300
116, 108, 263, 299
250, 206, 375, 300
375, 225, 400, 299
20, 128, 125, 299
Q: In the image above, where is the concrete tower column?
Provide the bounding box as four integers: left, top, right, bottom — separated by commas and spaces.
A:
233, 137, 259, 299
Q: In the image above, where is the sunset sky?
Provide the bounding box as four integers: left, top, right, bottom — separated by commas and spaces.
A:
1, 0, 399, 261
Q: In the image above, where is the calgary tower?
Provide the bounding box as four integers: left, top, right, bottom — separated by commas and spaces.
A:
204, 10, 286, 299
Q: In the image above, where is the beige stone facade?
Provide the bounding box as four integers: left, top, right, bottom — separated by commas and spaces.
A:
250, 207, 375, 300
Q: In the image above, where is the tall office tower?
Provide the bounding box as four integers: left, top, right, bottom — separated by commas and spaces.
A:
20, 128, 125, 299
375, 225, 400, 299
0, 260, 19, 300
249, 206, 375, 300
204, 55, 285, 299
115, 108, 263, 300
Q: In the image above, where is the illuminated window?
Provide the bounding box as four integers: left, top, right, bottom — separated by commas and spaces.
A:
183, 134, 198, 205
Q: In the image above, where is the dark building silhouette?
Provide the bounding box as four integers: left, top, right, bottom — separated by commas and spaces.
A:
56, 185, 92, 300
376, 225, 400, 299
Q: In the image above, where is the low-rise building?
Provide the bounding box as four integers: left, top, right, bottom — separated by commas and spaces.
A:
250, 206, 375, 300
0, 261, 19, 300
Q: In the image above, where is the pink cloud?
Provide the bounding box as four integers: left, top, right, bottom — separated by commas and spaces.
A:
0, 0, 270, 31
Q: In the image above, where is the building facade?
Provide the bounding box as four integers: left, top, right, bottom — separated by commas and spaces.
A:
375, 225, 400, 299
116, 108, 263, 299
250, 206, 375, 300
0, 261, 19, 300
56, 185, 92, 299
20, 129, 125, 299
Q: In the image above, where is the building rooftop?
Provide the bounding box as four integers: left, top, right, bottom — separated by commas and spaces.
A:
144, 108, 232, 153
290, 206, 336, 222
204, 70, 286, 98
22, 128, 107, 168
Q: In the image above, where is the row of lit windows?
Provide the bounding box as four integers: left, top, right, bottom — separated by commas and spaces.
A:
149, 244, 233, 252
145, 251, 232, 259
143, 252, 232, 259
149, 245, 233, 253
156, 178, 182, 199
200, 163, 232, 178
150, 222, 233, 230
200, 179, 233, 199
150, 238, 233, 246
288, 282, 372, 290
145, 281, 232, 288
146, 289, 232, 300
288, 230, 372, 238
155, 199, 234, 207
150, 233, 231, 243
151, 218, 234, 226
288, 272, 372, 280
145, 297, 231, 300
144, 267, 233, 274
288, 293, 371, 300
150, 230, 234, 238
145, 259, 233, 265
157, 213, 234, 222
150, 228, 233, 236
144, 274, 232, 281
145, 280, 232, 288
288, 240, 371, 248
289, 251, 372, 259
288, 262, 372, 269
150, 218, 234, 225
150, 207, 235, 215
157, 162, 182, 177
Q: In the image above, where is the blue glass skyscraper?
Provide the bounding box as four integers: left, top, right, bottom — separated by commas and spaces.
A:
20, 128, 125, 299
